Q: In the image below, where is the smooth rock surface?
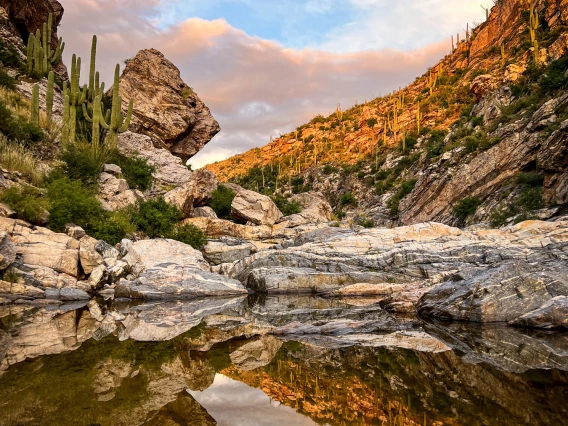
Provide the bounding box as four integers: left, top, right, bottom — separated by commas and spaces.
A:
231, 189, 283, 225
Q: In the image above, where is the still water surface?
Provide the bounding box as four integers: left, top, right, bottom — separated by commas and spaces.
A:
0, 296, 567, 425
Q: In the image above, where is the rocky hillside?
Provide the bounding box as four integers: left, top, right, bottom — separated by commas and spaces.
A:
206, 0, 568, 227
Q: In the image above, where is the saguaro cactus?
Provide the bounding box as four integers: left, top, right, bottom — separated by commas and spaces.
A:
428, 70, 437, 96
46, 71, 54, 122
98, 64, 133, 148
529, 0, 539, 65
30, 84, 40, 126
25, 13, 65, 76
62, 54, 88, 145
416, 105, 423, 134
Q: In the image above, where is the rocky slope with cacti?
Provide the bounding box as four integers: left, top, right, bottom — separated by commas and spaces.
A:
206, 0, 568, 228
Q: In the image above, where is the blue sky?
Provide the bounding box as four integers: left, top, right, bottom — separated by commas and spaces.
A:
59, 0, 488, 167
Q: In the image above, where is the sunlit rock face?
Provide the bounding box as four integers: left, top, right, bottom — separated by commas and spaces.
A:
117, 49, 220, 162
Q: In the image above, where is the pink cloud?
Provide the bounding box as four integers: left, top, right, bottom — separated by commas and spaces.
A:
57, 0, 450, 167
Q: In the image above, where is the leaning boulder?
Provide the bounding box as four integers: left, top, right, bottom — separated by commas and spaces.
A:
118, 49, 220, 161
276, 192, 332, 228
231, 189, 282, 225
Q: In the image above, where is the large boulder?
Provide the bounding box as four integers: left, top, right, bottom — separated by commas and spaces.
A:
117, 49, 220, 162
276, 192, 332, 228
131, 239, 211, 273
115, 264, 247, 300
0, 217, 79, 280
97, 172, 144, 212
231, 189, 283, 225
163, 169, 218, 218
202, 238, 256, 266
510, 296, 568, 330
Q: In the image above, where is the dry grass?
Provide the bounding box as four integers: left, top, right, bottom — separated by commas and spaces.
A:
0, 135, 46, 185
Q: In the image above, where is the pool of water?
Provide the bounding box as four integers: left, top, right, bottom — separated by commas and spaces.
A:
0, 296, 567, 425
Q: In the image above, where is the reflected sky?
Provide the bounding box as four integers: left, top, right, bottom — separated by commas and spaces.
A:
189, 374, 320, 426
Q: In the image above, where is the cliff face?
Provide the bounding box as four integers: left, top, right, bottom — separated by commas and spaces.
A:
205, 0, 568, 227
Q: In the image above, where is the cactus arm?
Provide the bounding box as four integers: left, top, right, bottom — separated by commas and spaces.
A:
42, 23, 49, 72
26, 34, 34, 75
79, 85, 88, 105
46, 71, 54, 122
62, 95, 70, 148
34, 30, 42, 74
50, 38, 64, 64
88, 35, 97, 102
47, 13, 53, 57
119, 99, 134, 132
82, 103, 93, 123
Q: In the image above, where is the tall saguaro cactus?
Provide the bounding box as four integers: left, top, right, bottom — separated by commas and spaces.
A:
98, 64, 133, 149
61, 54, 88, 146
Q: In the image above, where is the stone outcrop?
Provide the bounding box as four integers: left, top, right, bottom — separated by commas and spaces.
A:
231, 188, 283, 225
225, 220, 568, 311
0, 231, 16, 270
276, 192, 332, 228
117, 132, 193, 188
0, 217, 79, 288
117, 49, 220, 161
510, 296, 568, 330
98, 171, 144, 211
417, 261, 568, 323
114, 239, 248, 300
202, 238, 256, 265
164, 169, 218, 218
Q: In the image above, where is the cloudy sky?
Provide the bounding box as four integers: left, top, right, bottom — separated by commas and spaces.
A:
57, 0, 488, 168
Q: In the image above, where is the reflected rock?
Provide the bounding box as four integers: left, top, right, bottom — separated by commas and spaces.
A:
116, 297, 247, 342
424, 320, 568, 372
144, 391, 217, 426
229, 335, 283, 371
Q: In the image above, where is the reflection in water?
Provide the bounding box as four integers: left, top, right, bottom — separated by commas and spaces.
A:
0, 296, 567, 425
189, 374, 318, 426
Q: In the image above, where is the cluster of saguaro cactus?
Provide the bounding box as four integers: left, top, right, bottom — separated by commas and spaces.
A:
83, 64, 133, 149
63, 35, 133, 148
26, 13, 65, 76
529, 0, 539, 65
30, 71, 55, 127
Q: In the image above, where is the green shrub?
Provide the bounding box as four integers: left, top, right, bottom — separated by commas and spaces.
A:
516, 171, 544, 187
366, 118, 378, 128
272, 194, 302, 216
0, 68, 16, 89
46, 177, 106, 232
538, 54, 568, 95
0, 101, 43, 145
334, 209, 346, 220
357, 216, 374, 228
60, 144, 106, 186
131, 197, 181, 238
322, 164, 337, 175
387, 179, 417, 215
340, 192, 358, 207
168, 223, 207, 249
453, 196, 481, 221
209, 185, 236, 220
111, 153, 155, 191
0, 186, 49, 224
0, 40, 22, 68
